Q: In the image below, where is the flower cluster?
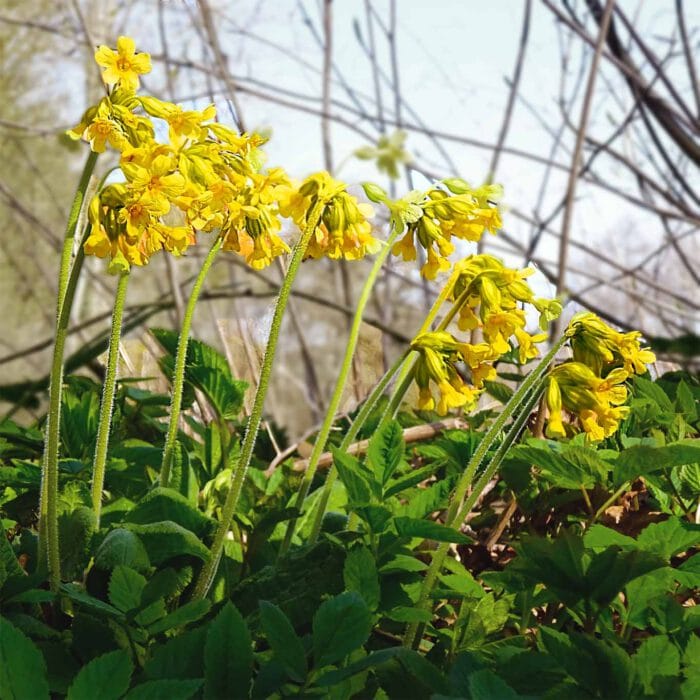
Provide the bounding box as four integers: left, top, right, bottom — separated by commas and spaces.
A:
544, 313, 656, 441
409, 255, 560, 415
388, 179, 503, 279
69, 37, 297, 273
449, 254, 560, 359
410, 332, 482, 414
277, 172, 379, 260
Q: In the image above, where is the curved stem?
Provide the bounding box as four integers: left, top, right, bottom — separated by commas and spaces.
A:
160, 235, 224, 487
310, 349, 410, 540
91, 272, 130, 527
39, 150, 98, 590
191, 199, 327, 600
402, 334, 567, 649
280, 228, 401, 554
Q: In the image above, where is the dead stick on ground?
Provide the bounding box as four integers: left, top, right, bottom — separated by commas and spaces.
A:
264, 417, 468, 477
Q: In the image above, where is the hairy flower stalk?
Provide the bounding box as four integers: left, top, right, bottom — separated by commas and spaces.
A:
279, 227, 401, 555
308, 349, 411, 542
160, 235, 224, 487
402, 334, 567, 649
192, 199, 327, 600
39, 151, 98, 590
91, 272, 130, 526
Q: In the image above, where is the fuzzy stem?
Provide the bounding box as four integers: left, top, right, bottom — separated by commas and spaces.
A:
160, 235, 224, 487
402, 334, 567, 649
311, 349, 410, 539
191, 199, 327, 600
280, 227, 401, 554
91, 272, 130, 526
39, 150, 98, 590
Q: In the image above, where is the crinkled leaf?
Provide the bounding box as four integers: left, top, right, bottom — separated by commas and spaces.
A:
344, 546, 380, 612
0, 616, 49, 700
312, 592, 372, 668
66, 649, 132, 700
122, 521, 210, 564
394, 517, 471, 544
204, 602, 252, 700
259, 601, 306, 682
367, 419, 404, 485
125, 488, 215, 538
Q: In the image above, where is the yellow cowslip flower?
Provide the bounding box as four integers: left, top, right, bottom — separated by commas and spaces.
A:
482, 309, 526, 355
140, 97, 217, 148
618, 331, 657, 375
218, 171, 292, 269
545, 362, 631, 441
122, 154, 186, 213
566, 312, 655, 376
410, 331, 483, 415
95, 36, 151, 91
277, 172, 380, 261
68, 95, 153, 154
391, 181, 503, 279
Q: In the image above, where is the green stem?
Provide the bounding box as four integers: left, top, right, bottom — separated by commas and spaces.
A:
402, 335, 567, 649
39, 150, 98, 590
590, 482, 628, 525
160, 235, 224, 487
191, 199, 327, 600
91, 272, 130, 527
311, 350, 410, 539
280, 228, 401, 554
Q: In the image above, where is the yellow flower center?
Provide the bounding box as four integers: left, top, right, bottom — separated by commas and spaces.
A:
116, 57, 132, 73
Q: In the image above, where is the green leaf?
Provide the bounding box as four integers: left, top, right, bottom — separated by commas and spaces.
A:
512, 443, 610, 490
60, 584, 124, 619
125, 488, 216, 538
634, 635, 680, 694
331, 448, 371, 505
636, 517, 700, 560
93, 528, 151, 573
59, 506, 96, 580
109, 566, 147, 612
367, 419, 404, 485
204, 602, 253, 699
148, 599, 211, 636
188, 366, 247, 420
124, 680, 203, 700
0, 533, 24, 583
312, 591, 372, 668
259, 601, 307, 682
468, 669, 523, 700
67, 649, 133, 700
584, 525, 637, 550
676, 380, 698, 420
344, 546, 380, 612
144, 627, 206, 680
616, 440, 700, 484
0, 616, 49, 700
394, 517, 472, 544
634, 376, 674, 412
122, 521, 210, 564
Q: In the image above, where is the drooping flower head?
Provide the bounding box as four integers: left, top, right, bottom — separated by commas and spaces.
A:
278, 172, 380, 260
545, 362, 630, 441
389, 179, 503, 279
410, 331, 483, 415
